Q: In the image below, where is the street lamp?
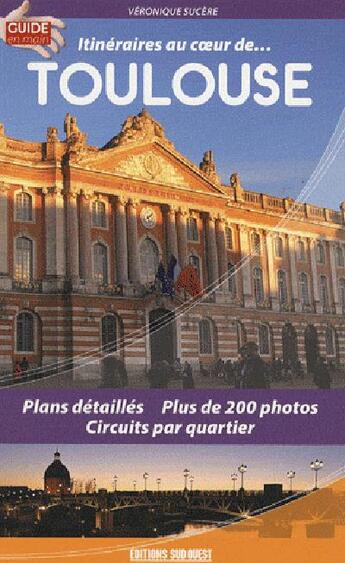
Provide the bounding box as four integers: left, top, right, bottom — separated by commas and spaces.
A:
231, 473, 238, 492
143, 472, 149, 492
183, 468, 190, 490
310, 459, 323, 490
113, 475, 118, 492
156, 478, 161, 492
133, 480, 137, 492
286, 470, 296, 493
238, 464, 247, 491
189, 476, 194, 492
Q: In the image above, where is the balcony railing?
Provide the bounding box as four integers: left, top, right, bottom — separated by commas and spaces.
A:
266, 197, 285, 210
279, 302, 295, 313
97, 283, 123, 296
243, 191, 262, 206
256, 298, 272, 310
329, 210, 343, 224
12, 279, 42, 292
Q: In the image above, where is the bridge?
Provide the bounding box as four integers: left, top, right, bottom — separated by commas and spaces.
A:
2, 488, 342, 539
2, 489, 295, 521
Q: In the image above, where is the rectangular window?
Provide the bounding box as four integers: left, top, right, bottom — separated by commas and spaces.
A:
92, 201, 106, 228
187, 217, 199, 242
320, 276, 329, 310
228, 263, 236, 296
199, 320, 212, 355
17, 313, 34, 352
15, 192, 32, 222
15, 237, 33, 282
259, 325, 270, 355
225, 227, 233, 250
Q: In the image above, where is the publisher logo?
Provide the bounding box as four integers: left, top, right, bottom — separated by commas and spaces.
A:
5, 21, 51, 46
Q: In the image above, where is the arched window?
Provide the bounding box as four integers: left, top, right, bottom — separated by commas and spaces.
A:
140, 237, 159, 283
258, 324, 270, 355
187, 217, 198, 241
320, 275, 329, 310
253, 266, 264, 304
93, 243, 108, 284
325, 325, 336, 356
297, 240, 306, 261
335, 246, 344, 268
277, 270, 288, 305
251, 232, 261, 255
92, 200, 106, 228
299, 272, 310, 305
199, 319, 213, 355
339, 279, 345, 311
225, 227, 233, 250
316, 242, 325, 264
16, 312, 34, 352
275, 236, 283, 257
15, 237, 33, 282
189, 254, 201, 278
228, 263, 236, 297
15, 192, 32, 222
101, 314, 117, 352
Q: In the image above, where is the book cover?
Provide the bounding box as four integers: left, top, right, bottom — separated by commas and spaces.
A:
0, 1, 344, 561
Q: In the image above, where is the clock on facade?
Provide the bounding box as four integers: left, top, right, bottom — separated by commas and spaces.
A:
140, 207, 157, 229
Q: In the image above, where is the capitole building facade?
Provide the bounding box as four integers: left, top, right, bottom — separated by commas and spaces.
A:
0, 108, 345, 381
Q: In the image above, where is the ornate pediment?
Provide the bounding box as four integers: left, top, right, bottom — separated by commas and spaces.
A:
115, 150, 186, 186
103, 108, 173, 150
74, 109, 227, 195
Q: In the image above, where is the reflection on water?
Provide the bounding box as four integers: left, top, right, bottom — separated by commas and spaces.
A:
177, 521, 218, 536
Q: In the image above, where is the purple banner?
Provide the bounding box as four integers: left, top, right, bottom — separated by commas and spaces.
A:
1, 0, 345, 19
0, 389, 342, 444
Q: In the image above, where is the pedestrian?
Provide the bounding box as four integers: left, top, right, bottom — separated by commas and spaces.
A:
148, 361, 170, 389
173, 357, 183, 379
271, 358, 282, 381
241, 342, 270, 389
234, 347, 247, 388
116, 357, 128, 387
213, 358, 225, 378
199, 361, 209, 377
295, 360, 304, 379
181, 361, 194, 389
14, 361, 22, 378
313, 357, 331, 389
20, 357, 29, 373
100, 355, 128, 388
224, 359, 234, 386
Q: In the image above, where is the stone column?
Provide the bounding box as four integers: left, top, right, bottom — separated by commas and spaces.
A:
127, 198, 140, 284
206, 213, 219, 286
79, 190, 92, 284
329, 241, 341, 314
176, 208, 188, 268
43, 186, 66, 290
309, 239, 321, 313
239, 226, 254, 307
216, 217, 227, 290
115, 196, 128, 284
266, 232, 279, 311
288, 235, 300, 311
0, 183, 10, 288
66, 188, 80, 286
166, 205, 178, 260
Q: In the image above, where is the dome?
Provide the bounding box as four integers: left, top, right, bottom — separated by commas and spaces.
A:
44, 451, 71, 482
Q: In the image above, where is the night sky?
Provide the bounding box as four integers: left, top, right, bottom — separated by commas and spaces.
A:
1, 444, 344, 491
